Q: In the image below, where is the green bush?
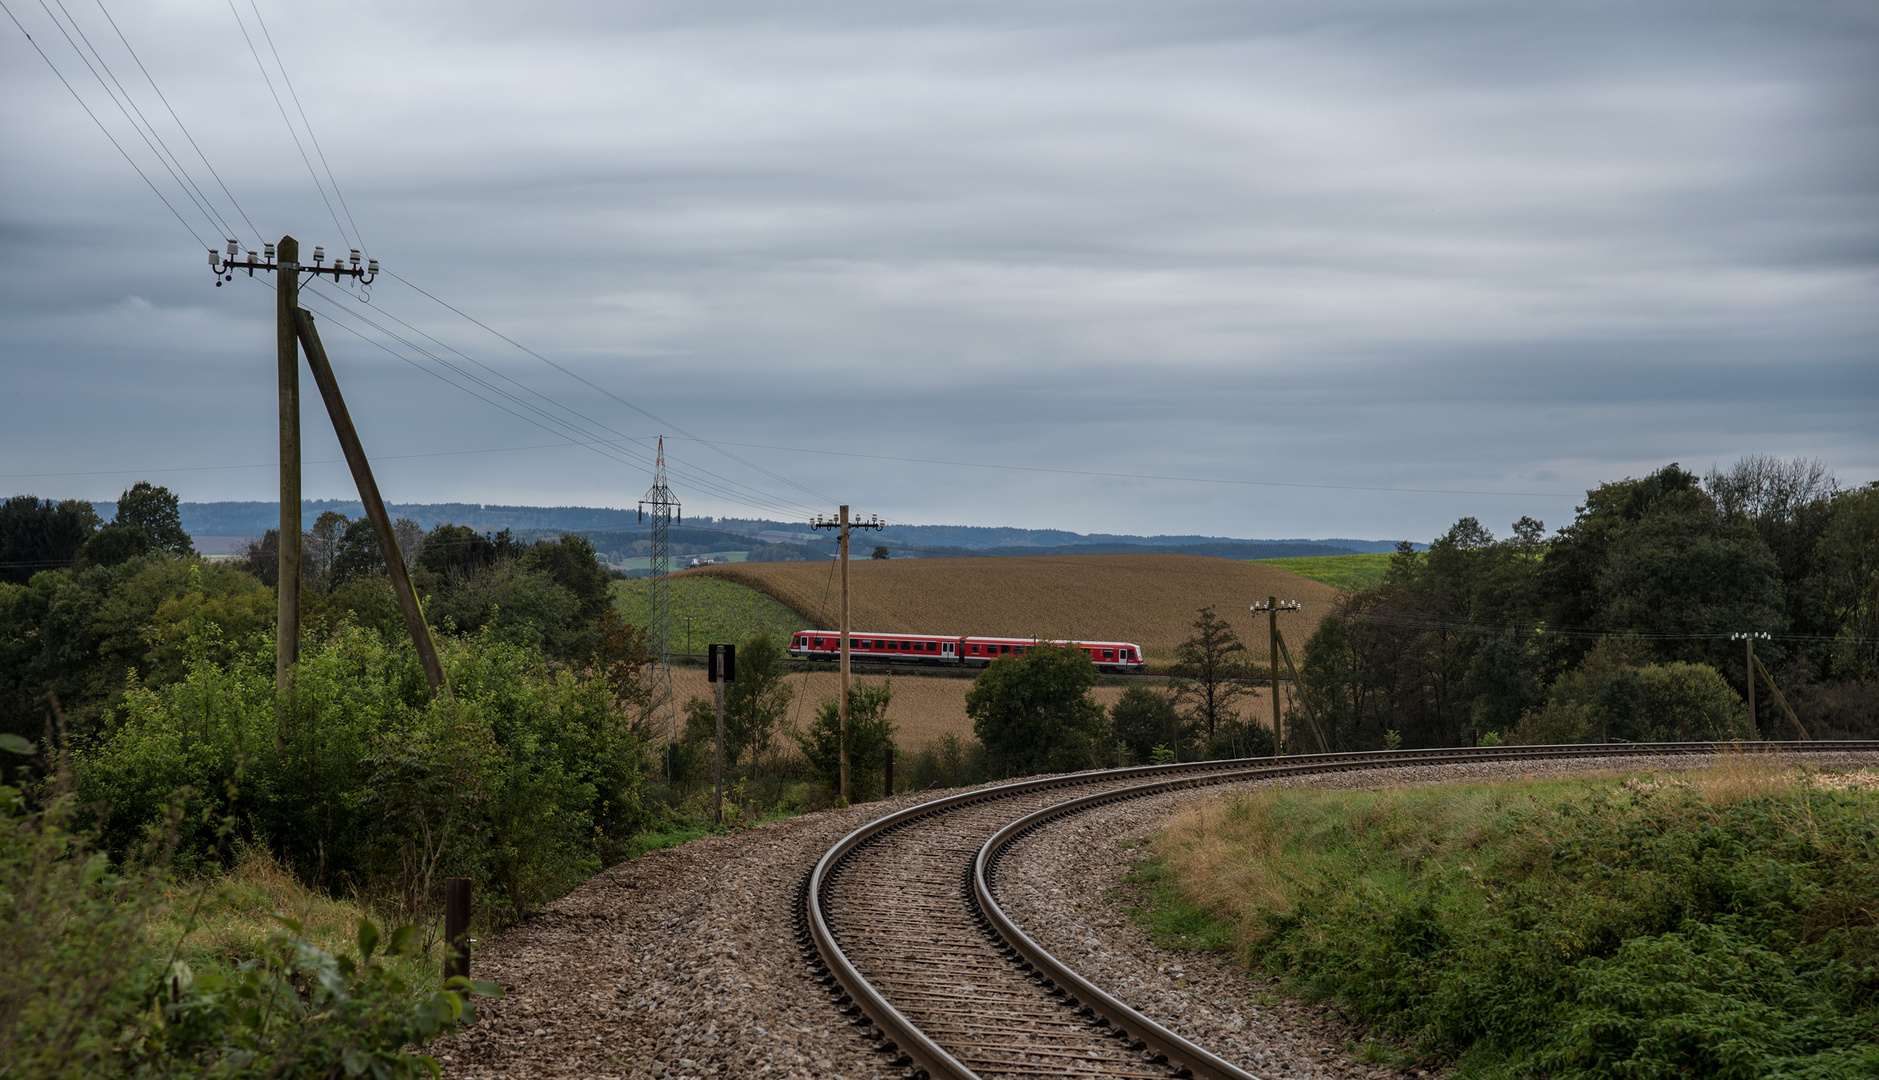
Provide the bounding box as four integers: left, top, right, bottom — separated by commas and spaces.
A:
1522, 644, 1754, 744
1154, 770, 1879, 1077
967, 642, 1109, 775
1, 740, 495, 1079
795, 681, 895, 802
78, 616, 653, 929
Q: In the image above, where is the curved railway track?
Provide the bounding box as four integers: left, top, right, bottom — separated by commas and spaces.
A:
795, 741, 1879, 1080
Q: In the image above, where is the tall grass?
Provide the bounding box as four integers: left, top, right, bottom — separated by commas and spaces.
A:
1148, 756, 1879, 1078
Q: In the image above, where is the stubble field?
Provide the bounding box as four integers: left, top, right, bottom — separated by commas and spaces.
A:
666, 665, 1294, 751
676, 552, 1340, 664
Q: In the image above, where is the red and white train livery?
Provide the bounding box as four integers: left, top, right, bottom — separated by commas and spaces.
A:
787, 631, 1146, 673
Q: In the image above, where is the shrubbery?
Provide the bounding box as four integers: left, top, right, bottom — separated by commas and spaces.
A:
1149, 764, 1879, 1077
0, 740, 497, 1079
79, 606, 653, 927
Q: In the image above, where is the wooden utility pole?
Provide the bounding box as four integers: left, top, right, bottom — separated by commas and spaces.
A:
296, 311, 449, 695
811, 505, 884, 803
1252, 597, 1302, 758
275, 236, 302, 695
211, 237, 412, 694
1268, 597, 1280, 757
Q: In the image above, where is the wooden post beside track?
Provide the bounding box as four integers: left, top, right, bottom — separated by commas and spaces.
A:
444, 877, 471, 981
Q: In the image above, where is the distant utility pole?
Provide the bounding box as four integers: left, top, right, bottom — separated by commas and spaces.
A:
209, 237, 448, 698
811, 505, 884, 803
1732, 631, 1809, 740
1250, 597, 1322, 757
706, 643, 735, 824
639, 438, 682, 770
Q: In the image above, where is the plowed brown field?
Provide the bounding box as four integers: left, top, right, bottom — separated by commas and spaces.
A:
675, 552, 1339, 664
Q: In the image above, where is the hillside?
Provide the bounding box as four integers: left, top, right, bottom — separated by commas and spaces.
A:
677, 552, 1340, 663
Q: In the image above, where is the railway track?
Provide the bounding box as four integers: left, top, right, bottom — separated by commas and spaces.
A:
796, 741, 1879, 1080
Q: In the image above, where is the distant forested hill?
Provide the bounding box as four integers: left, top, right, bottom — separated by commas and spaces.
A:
164, 501, 1417, 558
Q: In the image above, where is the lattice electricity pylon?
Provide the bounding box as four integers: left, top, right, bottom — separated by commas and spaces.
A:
639, 437, 682, 762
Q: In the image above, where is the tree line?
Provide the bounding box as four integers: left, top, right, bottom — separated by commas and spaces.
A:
1293, 457, 1878, 749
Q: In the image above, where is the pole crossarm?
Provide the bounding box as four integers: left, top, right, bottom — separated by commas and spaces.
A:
211, 237, 377, 287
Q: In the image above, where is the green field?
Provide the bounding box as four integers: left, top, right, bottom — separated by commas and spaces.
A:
604, 550, 749, 572
610, 575, 805, 653
1253, 551, 1398, 590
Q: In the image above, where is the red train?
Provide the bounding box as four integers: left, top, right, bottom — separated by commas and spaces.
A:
786, 630, 1146, 673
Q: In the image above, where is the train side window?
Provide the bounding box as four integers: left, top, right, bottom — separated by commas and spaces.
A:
1104, 649, 1115, 659
999, 644, 1010, 654
971, 644, 981, 654
927, 641, 937, 651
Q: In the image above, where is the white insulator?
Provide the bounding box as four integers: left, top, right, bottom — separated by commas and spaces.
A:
312, 245, 325, 263
209, 248, 219, 265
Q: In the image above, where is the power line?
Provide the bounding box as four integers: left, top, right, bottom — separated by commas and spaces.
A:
1345, 609, 1876, 646
41, 0, 236, 241
225, 0, 350, 248
310, 285, 824, 517
2, 0, 209, 246
294, 282, 824, 520
244, 0, 363, 252
91, 0, 264, 243
383, 271, 837, 508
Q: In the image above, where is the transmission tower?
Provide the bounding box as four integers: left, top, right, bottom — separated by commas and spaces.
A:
639, 437, 682, 766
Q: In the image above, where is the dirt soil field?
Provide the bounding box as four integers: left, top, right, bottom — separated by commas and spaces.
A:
666, 666, 1294, 751
678, 553, 1339, 664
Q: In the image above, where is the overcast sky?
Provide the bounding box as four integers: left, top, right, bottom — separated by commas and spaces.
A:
3, 0, 1874, 542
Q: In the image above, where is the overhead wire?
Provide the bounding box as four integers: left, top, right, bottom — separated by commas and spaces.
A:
40, 0, 238, 242
310, 285, 827, 517
244, 0, 363, 252
3, 0, 209, 246
383, 272, 838, 508
91, 0, 264, 243
225, 0, 351, 250
295, 280, 825, 519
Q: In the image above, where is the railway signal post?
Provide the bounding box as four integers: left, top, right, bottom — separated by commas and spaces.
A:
811, 505, 885, 803
707, 644, 736, 824
1252, 597, 1301, 758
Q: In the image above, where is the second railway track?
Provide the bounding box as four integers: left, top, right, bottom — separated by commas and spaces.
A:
797, 741, 1879, 1080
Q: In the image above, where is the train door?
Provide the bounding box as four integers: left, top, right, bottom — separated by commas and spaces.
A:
941, 641, 956, 662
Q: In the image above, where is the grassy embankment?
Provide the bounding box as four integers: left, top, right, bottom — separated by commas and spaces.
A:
1133, 758, 1879, 1078
1251, 551, 1395, 591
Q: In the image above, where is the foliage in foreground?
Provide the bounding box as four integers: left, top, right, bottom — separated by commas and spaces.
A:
1146, 761, 1879, 1078
0, 743, 497, 1079
77, 608, 654, 930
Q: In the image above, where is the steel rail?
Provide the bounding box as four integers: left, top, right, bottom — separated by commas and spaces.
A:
805, 741, 1879, 1080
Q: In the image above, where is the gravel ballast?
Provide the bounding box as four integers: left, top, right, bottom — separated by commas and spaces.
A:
440, 752, 1879, 1079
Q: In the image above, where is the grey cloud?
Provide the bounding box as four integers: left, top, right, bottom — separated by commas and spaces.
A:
1, 0, 1873, 541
